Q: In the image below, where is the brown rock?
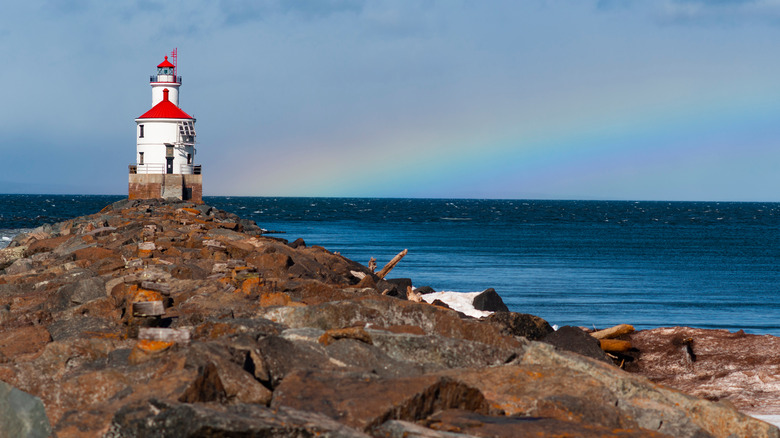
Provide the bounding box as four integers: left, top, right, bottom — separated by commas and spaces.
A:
271, 370, 493, 431
484, 311, 554, 341
627, 327, 780, 415
189, 342, 272, 405
442, 342, 778, 438
319, 326, 373, 346
0, 325, 51, 359
73, 246, 117, 263
25, 235, 71, 256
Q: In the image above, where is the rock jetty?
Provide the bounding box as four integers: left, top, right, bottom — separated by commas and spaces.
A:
0, 198, 776, 437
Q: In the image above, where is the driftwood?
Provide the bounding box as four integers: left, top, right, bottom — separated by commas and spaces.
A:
599, 339, 632, 353
407, 286, 423, 303
376, 249, 407, 279
591, 324, 634, 340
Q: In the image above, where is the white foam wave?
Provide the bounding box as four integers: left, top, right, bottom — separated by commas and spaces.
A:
0, 228, 32, 249
419, 291, 492, 318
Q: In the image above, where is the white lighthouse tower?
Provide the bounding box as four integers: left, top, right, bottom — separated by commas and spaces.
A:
129, 49, 202, 203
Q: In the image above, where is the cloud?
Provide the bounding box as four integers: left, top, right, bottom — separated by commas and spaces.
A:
596, 0, 780, 25
218, 0, 364, 26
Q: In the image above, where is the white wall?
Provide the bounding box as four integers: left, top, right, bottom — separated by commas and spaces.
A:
135, 119, 196, 174
151, 83, 180, 106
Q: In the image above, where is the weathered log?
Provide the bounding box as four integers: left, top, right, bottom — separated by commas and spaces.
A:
599, 339, 632, 353
407, 286, 423, 303
591, 324, 634, 340
132, 301, 165, 317
376, 249, 407, 279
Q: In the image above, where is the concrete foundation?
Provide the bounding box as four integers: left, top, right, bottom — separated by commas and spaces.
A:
129, 174, 202, 203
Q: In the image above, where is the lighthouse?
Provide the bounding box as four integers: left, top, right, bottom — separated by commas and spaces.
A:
129, 49, 202, 203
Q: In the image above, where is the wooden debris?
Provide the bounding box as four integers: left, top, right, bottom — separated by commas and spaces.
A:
591, 324, 634, 340
407, 286, 423, 303
368, 257, 377, 273
376, 249, 407, 279
599, 339, 632, 353
350, 270, 367, 280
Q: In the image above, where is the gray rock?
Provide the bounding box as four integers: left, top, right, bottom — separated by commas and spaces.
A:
51, 277, 107, 311
47, 315, 116, 341
368, 329, 522, 370
256, 335, 334, 388
0, 381, 52, 438
52, 237, 94, 257
4, 258, 34, 275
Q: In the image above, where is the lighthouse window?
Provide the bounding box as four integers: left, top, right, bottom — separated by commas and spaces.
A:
187, 153, 192, 164
139, 125, 144, 138
139, 152, 144, 165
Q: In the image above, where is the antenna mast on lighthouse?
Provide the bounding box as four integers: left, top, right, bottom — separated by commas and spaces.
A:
170, 48, 178, 77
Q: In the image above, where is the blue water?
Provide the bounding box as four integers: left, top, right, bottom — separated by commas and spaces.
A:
2, 195, 780, 334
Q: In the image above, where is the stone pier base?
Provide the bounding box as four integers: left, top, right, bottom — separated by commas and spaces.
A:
129, 174, 202, 203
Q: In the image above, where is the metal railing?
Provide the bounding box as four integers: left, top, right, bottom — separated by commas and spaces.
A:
180, 164, 202, 175
149, 76, 182, 83
129, 164, 201, 175
130, 164, 164, 174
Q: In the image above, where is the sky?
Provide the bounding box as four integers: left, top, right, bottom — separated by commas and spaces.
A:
2, 0, 780, 201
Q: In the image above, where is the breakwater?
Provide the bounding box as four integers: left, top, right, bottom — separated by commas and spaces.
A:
0, 198, 776, 437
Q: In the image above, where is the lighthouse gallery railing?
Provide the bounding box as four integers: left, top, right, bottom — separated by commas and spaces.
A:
129, 164, 201, 175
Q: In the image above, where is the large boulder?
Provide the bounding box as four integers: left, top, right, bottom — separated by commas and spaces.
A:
627, 327, 780, 414
472, 288, 509, 312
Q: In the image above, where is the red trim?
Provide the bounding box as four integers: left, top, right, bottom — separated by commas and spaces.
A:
157, 55, 175, 69
138, 89, 193, 119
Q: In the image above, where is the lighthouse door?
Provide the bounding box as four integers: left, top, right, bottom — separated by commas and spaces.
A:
166, 158, 174, 174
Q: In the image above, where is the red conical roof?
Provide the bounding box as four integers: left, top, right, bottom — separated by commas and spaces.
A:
137, 89, 193, 120
157, 55, 175, 69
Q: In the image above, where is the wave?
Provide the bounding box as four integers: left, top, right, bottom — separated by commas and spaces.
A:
0, 228, 32, 249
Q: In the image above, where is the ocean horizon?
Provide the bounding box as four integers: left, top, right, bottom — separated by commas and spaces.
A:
2, 194, 780, 335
